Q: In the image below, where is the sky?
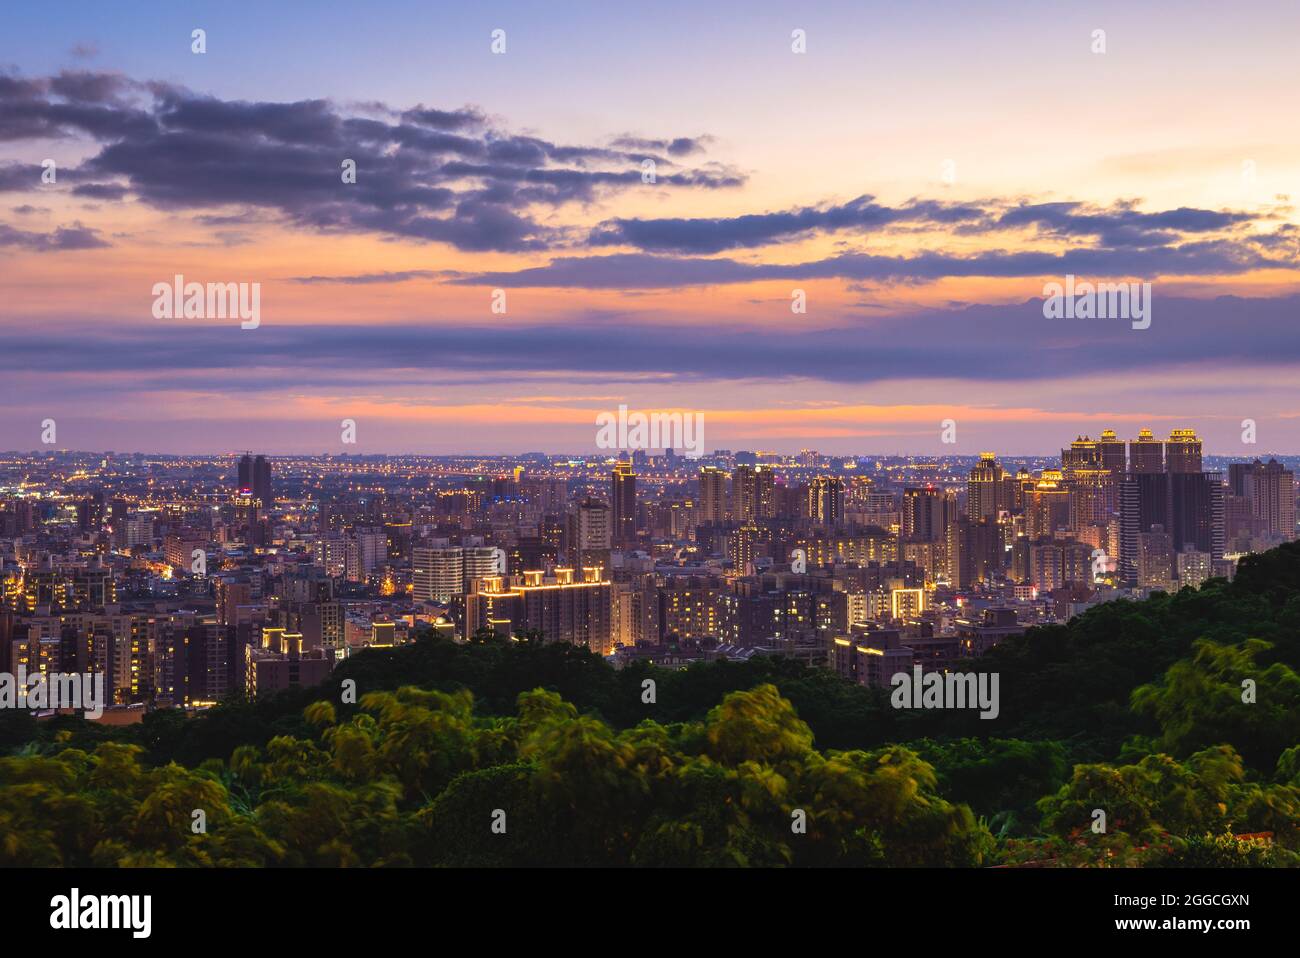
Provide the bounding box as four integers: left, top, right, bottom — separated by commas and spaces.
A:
2, 0, 1299, 456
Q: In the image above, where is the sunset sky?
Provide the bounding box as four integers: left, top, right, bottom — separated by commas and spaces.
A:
2, 0, 1299, 455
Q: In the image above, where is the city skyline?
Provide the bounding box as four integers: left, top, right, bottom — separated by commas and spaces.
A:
4, 1, 1300, 454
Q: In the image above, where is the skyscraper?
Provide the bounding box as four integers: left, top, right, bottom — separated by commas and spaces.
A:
1025, 471, 1071, 540
967, 452, 1007, 520
237, 453, 272, 508
732, 464, 775, 521
1165, 428, 1203, 474
1098, 428, 1126, 474
1129, 428, 1164, 474
610, 459, 637, 546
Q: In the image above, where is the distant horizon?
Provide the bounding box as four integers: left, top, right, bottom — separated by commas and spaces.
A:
7, 445, 1300, 461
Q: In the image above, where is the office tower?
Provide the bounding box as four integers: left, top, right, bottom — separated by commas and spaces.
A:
1164, 429, 1203, 474
902, 486, 955, 542
698, 466, 727, 524
732, 464, 775, 521
238, 454, 253, 494
967, 452, 1007, 520
412, 546, 465, 603
1025, 472, 1071, 540
1169, 471, 1223, 557
807, 475, 845, 526
610, 459, 637, 546
1098, 428, 1127, 474
1119, 472, 1170, 584
254, 455, 272, 506
1129, 428, 1164, 474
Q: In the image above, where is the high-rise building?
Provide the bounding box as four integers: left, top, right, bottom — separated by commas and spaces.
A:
1098, 428, 1127, 474
947, 515, 997, 589
1061, 436, 1101, 477
732, 464, 775, 521
610, 460, 637, 546
1129, 428, 1164, 474
254, 455, 272, 507
568, 498, 611, 570
1025, 472, 1071, 540
1165, 429, 1203, 474
807, 475, 845, 526
967, 452, 1007, 520
345, 529, 387, 582
1233, 458, 1296, 542
1069, 468, 1116, 533
1169, 471, 1223, 557
902, 487, 954, 543
412, 547, 465, 603
698, 466, 727, 525
1119, 472, 1169, 584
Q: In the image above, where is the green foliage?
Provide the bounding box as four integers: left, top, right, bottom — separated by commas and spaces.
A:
1131, 638, 1300, 770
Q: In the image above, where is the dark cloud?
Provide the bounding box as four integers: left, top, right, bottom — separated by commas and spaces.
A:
455, 235, 1292, 289
6, 294, 1300, 388
985, 201, 1256, 248
0, 222, 109, 250
589, 195, 1262, 255
399, 105, 486, 132
290, 270, 440, 285
590, 194, 987, 254
71, 182, 129, 200
610, 134, 711, 157
0, 70, 741, 252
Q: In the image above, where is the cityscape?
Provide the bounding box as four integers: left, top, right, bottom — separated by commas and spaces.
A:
1, 2, 1298, 934
1, 432, 1296, 707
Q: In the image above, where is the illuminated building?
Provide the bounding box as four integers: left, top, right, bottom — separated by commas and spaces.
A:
732, 464, 775, 520
464, 568, 613, 653
697, 466, 727, 524
610, 459, 637, 546
1129, 428, 1164, 474
1165, 428, 1203, 474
